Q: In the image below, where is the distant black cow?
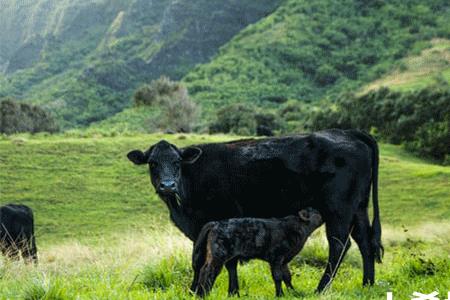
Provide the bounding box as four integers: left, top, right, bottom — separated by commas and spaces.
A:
127, 129, 383, 293
192, 208, 323, 297
0, 204, 38, 264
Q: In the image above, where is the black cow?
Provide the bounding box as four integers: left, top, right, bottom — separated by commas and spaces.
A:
192, 208, 323, 297
0, 204, 38, 264
127, 129, 383, 293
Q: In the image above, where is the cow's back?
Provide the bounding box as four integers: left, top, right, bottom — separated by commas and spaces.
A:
179, 129, 373, 221
0, 204, 34, 239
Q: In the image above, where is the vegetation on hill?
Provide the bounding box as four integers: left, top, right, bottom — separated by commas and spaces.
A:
184, 0, 450, 114
309, 84, 450, 164
133, 77, 199, 133
0, 98, 58, 134
361, 38, 450, 93
2, 0, 449, 130
0, 134, 449, 298
0, 0, 282, 128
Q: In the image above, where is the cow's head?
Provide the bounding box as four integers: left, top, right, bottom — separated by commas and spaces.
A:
127, 140, 202, 197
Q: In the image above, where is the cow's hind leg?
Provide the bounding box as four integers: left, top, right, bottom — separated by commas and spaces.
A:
226, 258, 239, 296
351, 209, 375, 285
20, 237, 37, 264
317, 217, 352, 292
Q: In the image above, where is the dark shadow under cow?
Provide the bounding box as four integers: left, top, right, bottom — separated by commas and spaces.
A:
127, 129, 383, 292
0, 204, 38, 264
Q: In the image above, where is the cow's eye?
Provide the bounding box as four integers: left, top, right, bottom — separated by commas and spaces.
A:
149, 161, 157, 168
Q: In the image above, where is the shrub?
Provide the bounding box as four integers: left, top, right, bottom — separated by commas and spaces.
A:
155, 87, 200, 133
209, 103, 257, 136
315, 64, 340, 86
405, 121, 449, 163
133, 76, 181, 107
209, 104, 281, 136
133, 77, 199, 132
0, 98, 59, 134
309, 86, 450, 163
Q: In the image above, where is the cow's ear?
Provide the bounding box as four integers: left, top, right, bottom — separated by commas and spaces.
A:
181, 147, 202, 164
127, 150, 147, 165
298, 209, 311, 221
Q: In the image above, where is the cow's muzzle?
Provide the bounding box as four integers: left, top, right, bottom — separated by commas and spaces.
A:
158, 180, 177, 194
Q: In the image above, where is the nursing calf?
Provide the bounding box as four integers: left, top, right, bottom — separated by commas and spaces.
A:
191, 208, 322, 297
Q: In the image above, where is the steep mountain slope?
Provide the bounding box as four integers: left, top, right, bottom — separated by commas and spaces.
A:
0, 0, 283, 127
183, 0, 450, 115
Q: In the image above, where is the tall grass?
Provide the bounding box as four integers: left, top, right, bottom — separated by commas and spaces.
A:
0, 225, 448, 299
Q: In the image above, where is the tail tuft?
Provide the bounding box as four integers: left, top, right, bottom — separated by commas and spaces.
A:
371, 236, 384, 263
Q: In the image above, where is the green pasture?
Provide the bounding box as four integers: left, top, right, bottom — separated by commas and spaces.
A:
0, 134, 449, 299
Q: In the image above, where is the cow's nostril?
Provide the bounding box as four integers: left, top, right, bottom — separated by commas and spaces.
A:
160, 181, 176, 191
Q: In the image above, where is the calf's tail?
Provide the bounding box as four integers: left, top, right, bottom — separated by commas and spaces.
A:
192, 222, 215, 271
350, 130, 384, 263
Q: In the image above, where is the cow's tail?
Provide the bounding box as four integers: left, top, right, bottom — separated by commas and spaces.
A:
192, 222, 215, 272
350, 130, 384, 263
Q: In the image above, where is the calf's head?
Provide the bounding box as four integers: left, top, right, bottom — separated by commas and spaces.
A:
298, 207, 323, 233
127, 140, 202, 197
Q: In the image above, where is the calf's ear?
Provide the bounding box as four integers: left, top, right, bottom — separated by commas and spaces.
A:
127, 150, 147, 165
298, 209, 311, 221
181, 147, 202, 164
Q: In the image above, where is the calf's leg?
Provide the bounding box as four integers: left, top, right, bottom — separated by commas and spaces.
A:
226, 258, 239, 296
270, 261, 284, 297
282, 264, 295, 290
197, 258, 224, 297
190, 268, 200, 293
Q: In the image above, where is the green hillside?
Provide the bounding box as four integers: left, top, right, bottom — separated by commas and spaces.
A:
2, 0, 450, 130
361, 38, 450, 93
183, 0, 450, 115
0, 134, 449, 298
0, 0, 282, 128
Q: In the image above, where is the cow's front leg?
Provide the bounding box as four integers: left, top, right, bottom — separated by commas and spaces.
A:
317, 217, 352, 292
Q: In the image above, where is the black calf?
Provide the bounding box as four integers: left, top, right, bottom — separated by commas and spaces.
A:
191, 208, 322, 297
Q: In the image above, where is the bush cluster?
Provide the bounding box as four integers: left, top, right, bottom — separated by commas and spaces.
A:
0, 98, 58, 134
309, 86, 450, 163
209, 103, 281, 136
133, 77, 199, 132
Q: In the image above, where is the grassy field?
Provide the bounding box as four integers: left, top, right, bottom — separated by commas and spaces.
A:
0, 133, 449, 299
